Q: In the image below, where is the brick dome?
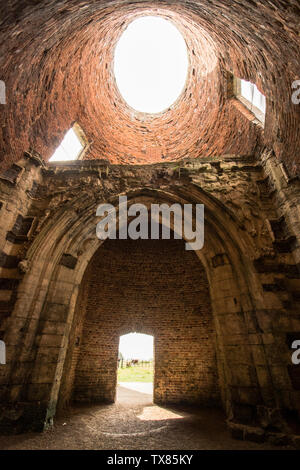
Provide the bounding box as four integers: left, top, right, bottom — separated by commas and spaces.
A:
0, 1, 299, 172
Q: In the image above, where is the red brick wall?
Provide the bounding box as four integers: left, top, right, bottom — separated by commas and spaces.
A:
61, 238, 220, 406
1, 2, 299, 174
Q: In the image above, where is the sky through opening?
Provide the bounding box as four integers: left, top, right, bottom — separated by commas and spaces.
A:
119, 333, 153, 360
114, 16, 188, 113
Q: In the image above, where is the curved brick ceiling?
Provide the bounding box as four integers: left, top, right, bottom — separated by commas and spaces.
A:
0, 1, 299, 171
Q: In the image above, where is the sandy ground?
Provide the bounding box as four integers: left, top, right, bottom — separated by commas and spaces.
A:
0, 384, 293, 450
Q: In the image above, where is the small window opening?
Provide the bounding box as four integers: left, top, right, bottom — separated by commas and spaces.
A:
49, 123, 87, 162
235, 77, 266, 124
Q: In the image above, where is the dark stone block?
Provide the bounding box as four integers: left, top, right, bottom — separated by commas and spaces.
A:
24, 149, 44, 167
5, 232, 27, 244
269, 216, 286, 240
212, 253, 229, 268
0, 164, 23, 185
256, 177, 272, 195
0, 302, 13, 313
0, 252, 19, 269
254, 258, 299, 275
60, 253, 78, 270
273, 236, 297, 253
6, 215, 34, 243
0, 279, 18, 290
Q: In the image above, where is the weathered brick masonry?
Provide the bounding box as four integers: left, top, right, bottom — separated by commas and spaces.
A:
0, 151, 299, 445
0, 1, 299, 172
63, 238, 220, 406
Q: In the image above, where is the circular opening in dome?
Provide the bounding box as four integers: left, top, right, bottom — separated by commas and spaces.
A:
113, 16, 189, 114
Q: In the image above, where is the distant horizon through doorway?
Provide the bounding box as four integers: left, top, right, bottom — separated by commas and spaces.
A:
117, 333, 154, 402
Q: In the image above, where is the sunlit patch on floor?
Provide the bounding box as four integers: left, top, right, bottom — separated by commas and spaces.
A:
137, 406, 186, 421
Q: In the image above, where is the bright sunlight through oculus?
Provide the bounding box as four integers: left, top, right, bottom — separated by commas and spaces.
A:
113, 16, 189, 114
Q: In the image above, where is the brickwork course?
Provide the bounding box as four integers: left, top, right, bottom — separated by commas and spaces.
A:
0, 0, 299, 448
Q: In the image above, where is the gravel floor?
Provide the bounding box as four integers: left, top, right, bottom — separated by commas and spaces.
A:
0, 385, 293, 450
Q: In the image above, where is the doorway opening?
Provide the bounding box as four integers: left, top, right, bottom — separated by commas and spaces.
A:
117, 333, 154, 402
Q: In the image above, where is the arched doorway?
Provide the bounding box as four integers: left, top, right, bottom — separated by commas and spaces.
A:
2, 185, 286, 433
58, 237, 220, 408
